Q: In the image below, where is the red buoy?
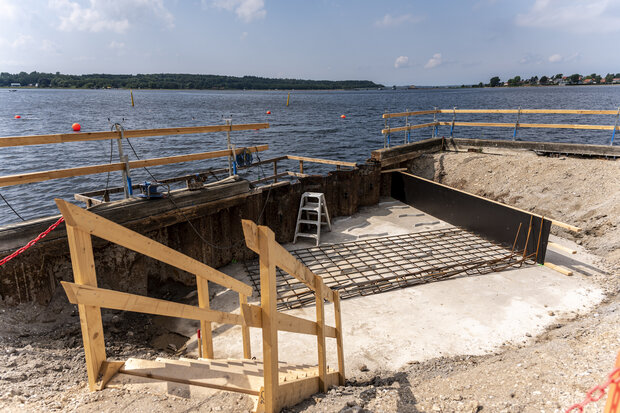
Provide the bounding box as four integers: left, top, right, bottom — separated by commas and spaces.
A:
340, 114, 346, 119
14, 115, 21, 119
266, 110, 271, 115
72, 123, 81, 132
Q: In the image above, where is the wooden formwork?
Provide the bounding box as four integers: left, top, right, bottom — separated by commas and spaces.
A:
55, 199, 345, 413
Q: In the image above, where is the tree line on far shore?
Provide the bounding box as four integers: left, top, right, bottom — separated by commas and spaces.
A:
0, 71, 383, 90
482, 73, 620, 87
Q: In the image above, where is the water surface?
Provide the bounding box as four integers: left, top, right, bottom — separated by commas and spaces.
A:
1, 86, 618, 224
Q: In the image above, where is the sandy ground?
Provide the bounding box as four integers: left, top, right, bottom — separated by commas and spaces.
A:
0, 150, 618, 412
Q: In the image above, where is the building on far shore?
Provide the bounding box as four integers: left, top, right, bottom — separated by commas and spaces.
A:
10, 83, 21, 87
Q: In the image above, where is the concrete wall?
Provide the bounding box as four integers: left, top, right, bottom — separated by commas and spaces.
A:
0, 165, 380, 305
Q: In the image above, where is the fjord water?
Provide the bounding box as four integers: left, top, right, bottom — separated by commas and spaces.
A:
1, 86, 619, 225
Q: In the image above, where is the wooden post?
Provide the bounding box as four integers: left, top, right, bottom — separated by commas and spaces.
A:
65, 225, 106, 391
299, 160, 304, 174
315, 276, 328, 393
239, 293, 251, 359
333, 291, 345, 386
258, 225, 279, 412
196, 277, 214, 359
273, 160, 278, 183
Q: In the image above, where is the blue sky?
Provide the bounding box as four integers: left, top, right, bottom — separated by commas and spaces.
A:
1, 0, 620, 85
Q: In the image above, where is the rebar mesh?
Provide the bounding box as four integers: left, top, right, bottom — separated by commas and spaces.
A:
244, 227, 532, 310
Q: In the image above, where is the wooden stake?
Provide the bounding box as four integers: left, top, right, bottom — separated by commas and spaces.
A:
196, 277, 214, 359
333, 291, 345, 386
258, 225, 279, 413
239, 293, 251, 359
65, 225, 106, 391
315, 277, 328, 393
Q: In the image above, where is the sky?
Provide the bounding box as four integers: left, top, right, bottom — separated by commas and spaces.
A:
1, 0, 620, 86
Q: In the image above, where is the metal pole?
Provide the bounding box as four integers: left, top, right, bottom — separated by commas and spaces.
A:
513, 106, 521, 141
232, 144, 237, 175
384, 110, 389, 148
112, 123, 132, 199
225, 119, 233, 176
432, 107, 438, 138
405, 108, 410, 144
611, 107, 620, 146
449, 107, 457, 138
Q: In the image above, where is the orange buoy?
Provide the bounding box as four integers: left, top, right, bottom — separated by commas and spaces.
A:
340, 114, 346, 119
14, 115, 21, 119
72, 123, 81, 132
266, 110, 271, 114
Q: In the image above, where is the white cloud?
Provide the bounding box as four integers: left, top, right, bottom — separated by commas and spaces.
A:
519, 53, 542, 64
240, 31, 248, 40
40, 39, 60, 53
375, 13, 422, 27
0, 0, 17, 20
424, 53, 442, 69
394, 55, 409, 69
516, 0, 620, 33
211, 0, 266, 22
108, 40, 125, 49
0, 34, 33, 48
48, 0, 174, 34
548, 52, 580, 63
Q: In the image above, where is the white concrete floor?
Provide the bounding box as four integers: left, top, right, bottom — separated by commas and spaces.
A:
179, 197, 606, 375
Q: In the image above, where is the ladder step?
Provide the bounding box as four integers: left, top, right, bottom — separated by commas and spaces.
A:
295, 233, 318, 239
298, 219, 329, 225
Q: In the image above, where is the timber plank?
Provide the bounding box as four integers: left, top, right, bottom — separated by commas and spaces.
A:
437, 121, 615, 131
370, 137, 443, 162
61, 281, 244, 325
286, 155, 357, 168
120, 358, 261, 395
445, 138, 620, 157
0, 146, 267, 187
0, 123, 269, 148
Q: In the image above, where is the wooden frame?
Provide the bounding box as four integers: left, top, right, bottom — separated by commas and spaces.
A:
56, 199, 344, 413
0, 145, 268, 188
241, 219, 345, 412
381, 108, 620, 135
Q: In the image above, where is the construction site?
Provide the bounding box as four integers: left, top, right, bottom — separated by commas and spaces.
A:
0, 109, 619, 412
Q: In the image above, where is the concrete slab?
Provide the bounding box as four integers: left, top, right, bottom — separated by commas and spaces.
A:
179, 197, 606, 375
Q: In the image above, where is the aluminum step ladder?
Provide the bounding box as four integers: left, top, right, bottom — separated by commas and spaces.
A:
293, 192, 331, 246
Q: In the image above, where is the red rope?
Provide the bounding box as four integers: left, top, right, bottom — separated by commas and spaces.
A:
0, 217, 65, 266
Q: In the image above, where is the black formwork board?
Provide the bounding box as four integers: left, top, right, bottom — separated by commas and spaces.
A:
391, 172, 551, 264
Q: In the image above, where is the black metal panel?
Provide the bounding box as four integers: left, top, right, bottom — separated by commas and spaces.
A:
391, 172, 551, 264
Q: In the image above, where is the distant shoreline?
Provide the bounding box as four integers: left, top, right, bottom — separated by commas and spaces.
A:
0, 72, 383, 91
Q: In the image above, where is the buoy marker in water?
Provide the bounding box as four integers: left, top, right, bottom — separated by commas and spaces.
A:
266, 110, 271, 115
340, 114, 346, 119
14, 115, 21, 119
72, 123, 81, 132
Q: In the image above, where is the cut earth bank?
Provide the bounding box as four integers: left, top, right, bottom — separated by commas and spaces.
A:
0, 149, 618, 412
